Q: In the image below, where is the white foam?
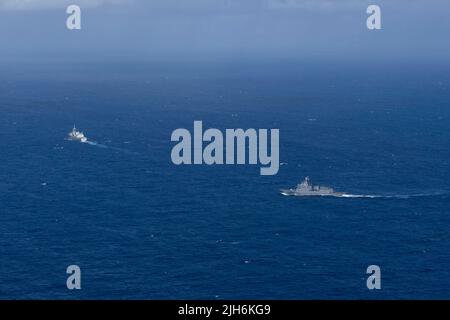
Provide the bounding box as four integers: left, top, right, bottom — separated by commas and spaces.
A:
338, 192, 449, 199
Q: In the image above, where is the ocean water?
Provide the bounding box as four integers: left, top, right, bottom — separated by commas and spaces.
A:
1, 61, 450, 299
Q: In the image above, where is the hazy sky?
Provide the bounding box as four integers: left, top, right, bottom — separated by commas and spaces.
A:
0, 0, 449, 63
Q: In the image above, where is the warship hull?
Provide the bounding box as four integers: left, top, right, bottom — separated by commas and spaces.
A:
280, 189, 345, 197
281, 177, 346, 197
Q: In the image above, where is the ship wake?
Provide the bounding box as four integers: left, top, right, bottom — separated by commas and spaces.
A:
338, 192, 449, 199
84, 140, 108, 148
84, 139, 139, 155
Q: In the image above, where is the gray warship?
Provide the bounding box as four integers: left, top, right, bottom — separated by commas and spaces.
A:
280, 177, 345, 197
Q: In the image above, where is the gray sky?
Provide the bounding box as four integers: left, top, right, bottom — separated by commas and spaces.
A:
0, 0, 449, 63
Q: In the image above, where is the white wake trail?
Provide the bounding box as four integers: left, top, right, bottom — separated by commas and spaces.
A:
83, 140, 108, 148
83, 139, 139, 155
340, 194, 381, 198
339, 192, 449, 199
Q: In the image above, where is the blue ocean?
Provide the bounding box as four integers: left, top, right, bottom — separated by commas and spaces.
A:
1, 60, 449, 299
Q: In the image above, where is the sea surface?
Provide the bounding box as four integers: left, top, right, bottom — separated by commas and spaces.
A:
1, 60, 450, 299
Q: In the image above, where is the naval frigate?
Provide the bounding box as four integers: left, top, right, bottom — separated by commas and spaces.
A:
280, 177, 345, 197
68, 125, 87, 143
